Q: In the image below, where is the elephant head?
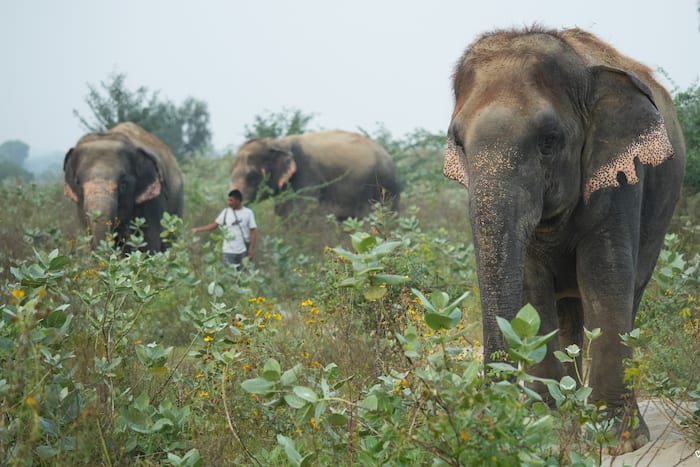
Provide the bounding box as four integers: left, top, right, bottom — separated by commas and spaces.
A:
229, 138, 297, 203
444, 30, 675, 360
63, 134, 165, 249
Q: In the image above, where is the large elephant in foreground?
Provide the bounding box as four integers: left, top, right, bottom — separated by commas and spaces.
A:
229, 130, 400, 219
64, 122, 184, 252
444, 27, 685, 452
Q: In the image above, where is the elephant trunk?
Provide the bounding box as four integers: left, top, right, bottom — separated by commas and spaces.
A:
82, 179, 118, 248
469, 179, 541, 360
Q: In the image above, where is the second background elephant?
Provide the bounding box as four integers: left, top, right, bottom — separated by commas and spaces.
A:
229, 130, 400, 220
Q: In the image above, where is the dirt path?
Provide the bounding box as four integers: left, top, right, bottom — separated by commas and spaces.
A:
602, 399, 698, 466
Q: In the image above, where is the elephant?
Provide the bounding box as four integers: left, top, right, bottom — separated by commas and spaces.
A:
443, 27, 685, 452
64, 122, 184, 252
229, 130, 400, 220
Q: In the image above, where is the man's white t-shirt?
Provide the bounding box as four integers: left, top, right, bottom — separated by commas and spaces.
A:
215, 207, 257, 254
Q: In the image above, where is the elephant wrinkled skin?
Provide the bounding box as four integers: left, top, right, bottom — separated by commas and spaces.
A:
64, 122, 184, 252
229, 130, 400, 220
445, 27, 685, 452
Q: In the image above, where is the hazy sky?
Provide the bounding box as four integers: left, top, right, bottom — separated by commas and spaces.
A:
1, 0, 698, 157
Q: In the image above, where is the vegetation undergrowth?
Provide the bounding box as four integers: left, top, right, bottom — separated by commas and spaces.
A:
1, 113, 698, 464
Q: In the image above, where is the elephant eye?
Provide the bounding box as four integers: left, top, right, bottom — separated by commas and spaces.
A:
538, 130, 563, 157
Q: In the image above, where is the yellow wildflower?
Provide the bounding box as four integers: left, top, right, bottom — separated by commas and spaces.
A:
273, 313, 282, 321
257, 323, 266, 331
312, 361, 321, 369
301, 299, 313, 307
195, 373, 204, 379
11, 289, 25, 299
242, 364, 251, 371
199, 391, 209, 398
309, 307, 320, 314
26, 396, 37, 408
203, 336, 214, 343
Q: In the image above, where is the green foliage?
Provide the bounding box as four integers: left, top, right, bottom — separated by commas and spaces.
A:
674, 82, 700, 192
632, 233, 700, 443
0, 124, 697, 465
74, 72, 212, 160
243, 108, 317, 139
367, 125, 449, 198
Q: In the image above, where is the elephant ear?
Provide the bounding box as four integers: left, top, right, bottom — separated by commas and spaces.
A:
134, 148, 164, 204
582, 65, 674, 203
63, 148, 79, 203
265, 146, 297, 191
444, 134, 469, 188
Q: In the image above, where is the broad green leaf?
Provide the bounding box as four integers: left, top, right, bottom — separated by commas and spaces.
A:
293, 386, 318, 403
45, 308, 67, 328
149, 366, 168, 377
411, 288, 435, 313
48, 255, 70, 271
364, 286, 387, 301
262, 359, 281, 381
565, 344, 581, 357
36, 445, 59, 458
554, 350, 574, 363
511, 304, 540, 338
425, 312, 456, 330
560, 376, 577, 392
546, 382, 565, 404
241, 377, 275, 394
338, 277, 359, 288
281, 363, 302, 386
487, 362, 518, 373
327, 412, 348, 426
429, 291, 449, 309
371, 240, 402, 256
575, 386, 593, 401
359, 394, 378, 410
283, 394, 307, 409
496, 316, 522, 346
277, 434, 303, 467
350, 232, 376, 253
372, 273, 407, 286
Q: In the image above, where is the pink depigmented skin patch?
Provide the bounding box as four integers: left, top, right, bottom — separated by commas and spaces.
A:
135, 179, 162, 204
583, 122, 673, 203
443, 137, 468, 187
64, 182, 79, 203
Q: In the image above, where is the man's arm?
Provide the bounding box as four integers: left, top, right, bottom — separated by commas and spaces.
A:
191, 222, 219, 234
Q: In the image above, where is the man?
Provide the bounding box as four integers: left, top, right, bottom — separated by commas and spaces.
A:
191, 189, 257, 269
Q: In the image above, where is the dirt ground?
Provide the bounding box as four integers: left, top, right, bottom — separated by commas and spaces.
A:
602, 399, 699, 466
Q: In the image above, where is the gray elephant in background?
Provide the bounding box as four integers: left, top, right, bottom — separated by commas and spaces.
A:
444, 27, 685, 452
64, 122, 184, 252
229, 130, 400, 220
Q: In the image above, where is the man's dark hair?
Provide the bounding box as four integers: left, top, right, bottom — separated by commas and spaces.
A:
228, 189, 243, 201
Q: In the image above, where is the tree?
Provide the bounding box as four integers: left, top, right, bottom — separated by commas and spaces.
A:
243, 108, 316, 139
0, 140, 33, 183
74, 73, 212, 160
674, 83, 700, 192
0, 140, 30, 166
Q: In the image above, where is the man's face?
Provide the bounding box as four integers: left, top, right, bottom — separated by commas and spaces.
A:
227, 196, 241, 209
